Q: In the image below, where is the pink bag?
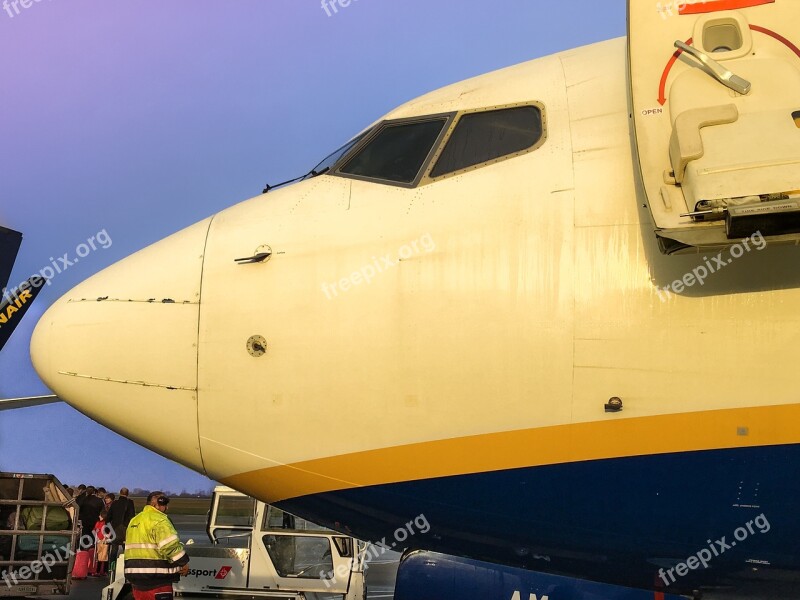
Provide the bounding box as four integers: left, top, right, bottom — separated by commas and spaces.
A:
71, 549, 91, 579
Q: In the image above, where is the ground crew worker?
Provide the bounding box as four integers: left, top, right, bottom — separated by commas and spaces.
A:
124, 492, 189, 600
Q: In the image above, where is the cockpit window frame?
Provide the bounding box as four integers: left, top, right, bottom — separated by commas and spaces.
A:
328, 102, 547, 189
331, 112, 457, 189
422, 101, 548, 184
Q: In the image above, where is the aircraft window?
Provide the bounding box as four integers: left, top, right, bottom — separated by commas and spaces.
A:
339, 118, 448, 184
311, 131, 370, 176
430, 105, 543, 178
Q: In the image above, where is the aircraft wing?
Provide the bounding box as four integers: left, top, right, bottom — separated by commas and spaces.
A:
0, 226, 22, 292
0, 395, 61, 411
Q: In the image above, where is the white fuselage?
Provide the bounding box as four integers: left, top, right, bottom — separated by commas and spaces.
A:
30, 36, 800, 592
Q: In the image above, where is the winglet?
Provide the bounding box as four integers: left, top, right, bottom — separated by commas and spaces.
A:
0, 226, 22, 293
0, 279, 45, 353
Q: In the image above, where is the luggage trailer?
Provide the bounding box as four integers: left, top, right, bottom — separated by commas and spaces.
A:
0, 472, 79, 597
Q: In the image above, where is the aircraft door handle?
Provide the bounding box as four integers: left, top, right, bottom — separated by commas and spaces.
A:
235, 251, 272, 265
674, 41, 751, 95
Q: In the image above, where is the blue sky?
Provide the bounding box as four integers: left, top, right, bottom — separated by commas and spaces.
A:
0, 0, 625, 491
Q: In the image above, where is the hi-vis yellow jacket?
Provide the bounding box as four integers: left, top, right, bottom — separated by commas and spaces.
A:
124, 506, 189, 590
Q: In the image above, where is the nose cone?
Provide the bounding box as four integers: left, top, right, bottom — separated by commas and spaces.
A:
31, 218, 212, 473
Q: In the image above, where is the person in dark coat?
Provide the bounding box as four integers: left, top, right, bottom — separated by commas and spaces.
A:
74, 484, 87, 509
78, 486, 104, 544
108, 487, 136, 562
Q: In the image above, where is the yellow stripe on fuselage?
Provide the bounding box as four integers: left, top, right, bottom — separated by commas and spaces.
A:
224, 403, 800, 504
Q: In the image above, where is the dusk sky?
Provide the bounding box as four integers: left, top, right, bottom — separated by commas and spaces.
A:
0, 1, 625, 492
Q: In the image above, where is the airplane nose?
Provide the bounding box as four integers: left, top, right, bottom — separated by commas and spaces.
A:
31, 218, 212, 473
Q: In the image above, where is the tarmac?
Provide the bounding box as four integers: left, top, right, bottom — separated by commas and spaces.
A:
34, 514, 399, 600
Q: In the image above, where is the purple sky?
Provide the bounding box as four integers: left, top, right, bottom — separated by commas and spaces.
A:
0, 1, 625, 492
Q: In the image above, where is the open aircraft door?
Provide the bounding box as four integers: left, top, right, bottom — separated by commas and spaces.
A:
629, 0, 800, 253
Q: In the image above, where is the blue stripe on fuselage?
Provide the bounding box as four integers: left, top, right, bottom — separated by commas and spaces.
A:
275, 445, 800, 594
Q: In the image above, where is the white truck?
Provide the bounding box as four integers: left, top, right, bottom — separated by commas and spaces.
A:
0, 472, 79, 597
103, 487, 366, 600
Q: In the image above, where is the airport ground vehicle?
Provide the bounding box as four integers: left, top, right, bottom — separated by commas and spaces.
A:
103, 487, 366, 600
0, 472, 79, 597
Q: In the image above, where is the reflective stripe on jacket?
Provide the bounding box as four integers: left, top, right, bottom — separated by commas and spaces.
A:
124, 505, 188, 590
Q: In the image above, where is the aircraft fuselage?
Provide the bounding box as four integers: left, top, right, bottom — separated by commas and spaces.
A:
31, 34, 800, 595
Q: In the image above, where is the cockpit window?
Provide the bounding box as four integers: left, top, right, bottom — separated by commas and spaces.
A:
311, 131, 370, 177
338, 117, 449, 185
430, 105, 544, 178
